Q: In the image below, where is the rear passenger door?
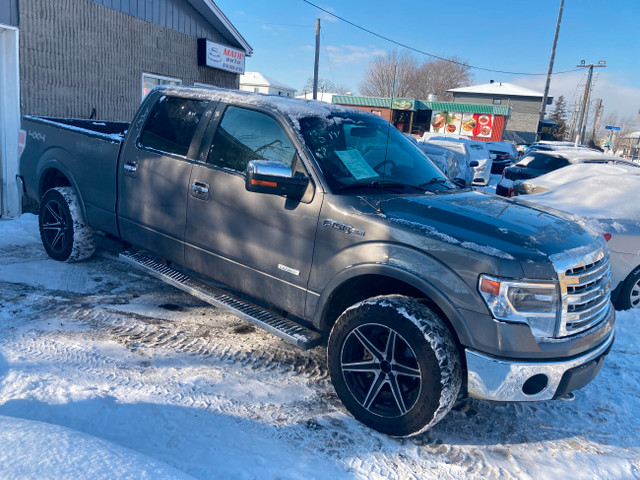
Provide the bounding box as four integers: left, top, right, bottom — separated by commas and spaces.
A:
118, 94, 212, 265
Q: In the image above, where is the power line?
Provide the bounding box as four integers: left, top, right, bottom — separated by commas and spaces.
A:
320, 30, 337, 86
302, 0, 581, 77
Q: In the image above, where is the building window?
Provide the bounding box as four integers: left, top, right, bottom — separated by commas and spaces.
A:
492, 98, 501, 105
142, 73, 181, 99
254, 87, 260, 93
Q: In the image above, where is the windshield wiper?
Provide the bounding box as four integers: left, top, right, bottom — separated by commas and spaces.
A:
338, 181, 420, 193
417, 177, 448, 188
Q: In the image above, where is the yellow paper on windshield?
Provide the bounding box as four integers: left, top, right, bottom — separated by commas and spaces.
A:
335, 149, 378, 180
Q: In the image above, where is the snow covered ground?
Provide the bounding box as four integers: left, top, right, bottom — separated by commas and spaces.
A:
1, 214, 639, 479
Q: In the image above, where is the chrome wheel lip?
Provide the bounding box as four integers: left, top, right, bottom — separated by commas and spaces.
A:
340, 322, 422, 419
42, 199, 69, 254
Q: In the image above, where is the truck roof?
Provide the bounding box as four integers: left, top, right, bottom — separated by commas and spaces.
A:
157, 85, 356, 130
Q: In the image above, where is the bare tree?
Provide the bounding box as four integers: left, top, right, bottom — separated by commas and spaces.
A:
412, 57, 473, 101
298, 77, 350, 96
359, 50, 418, 98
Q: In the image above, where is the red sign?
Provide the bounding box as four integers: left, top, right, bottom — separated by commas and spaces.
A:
18, 129, 26, 157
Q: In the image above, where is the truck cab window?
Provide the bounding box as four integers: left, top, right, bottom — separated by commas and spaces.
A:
139, 96, 208, 157
208, 106, 296, 173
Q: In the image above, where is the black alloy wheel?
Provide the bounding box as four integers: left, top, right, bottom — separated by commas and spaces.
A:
340, 323, 422, 418
40, 193, 72, 258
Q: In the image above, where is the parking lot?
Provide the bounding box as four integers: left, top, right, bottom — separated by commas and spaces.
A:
1, 214, 639, 479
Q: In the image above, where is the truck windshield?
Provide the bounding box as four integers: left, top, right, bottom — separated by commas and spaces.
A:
298, 113, 453, 194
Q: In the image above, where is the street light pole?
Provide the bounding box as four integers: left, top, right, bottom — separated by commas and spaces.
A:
537, 0, 564, 142
575, 61, 606, 146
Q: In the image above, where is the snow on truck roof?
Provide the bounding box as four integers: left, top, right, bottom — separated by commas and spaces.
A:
158, 85, 355, 129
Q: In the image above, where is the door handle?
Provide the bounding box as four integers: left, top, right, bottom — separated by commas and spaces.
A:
123, 161, 137, 174
191, 181, 210, 199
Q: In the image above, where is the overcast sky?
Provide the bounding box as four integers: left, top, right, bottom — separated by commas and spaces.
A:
216, 0, 640, 125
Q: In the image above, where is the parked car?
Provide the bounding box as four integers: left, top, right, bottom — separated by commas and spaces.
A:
416, 140, 474, 185
496, 149, 623, 197
424, 136, 493, 186
512, 163, 640, 310
19, 85, 614, 437
486, 141, 518, 174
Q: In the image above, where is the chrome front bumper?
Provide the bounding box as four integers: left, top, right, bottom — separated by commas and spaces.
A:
466, 330, 615, 402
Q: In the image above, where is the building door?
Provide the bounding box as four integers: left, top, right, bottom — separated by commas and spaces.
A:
0, 25, 21, 217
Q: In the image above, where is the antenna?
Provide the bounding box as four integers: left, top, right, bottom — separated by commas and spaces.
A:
377, 63, 398, 213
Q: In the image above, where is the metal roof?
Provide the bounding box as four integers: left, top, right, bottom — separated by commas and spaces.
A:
332, 95, 510, 116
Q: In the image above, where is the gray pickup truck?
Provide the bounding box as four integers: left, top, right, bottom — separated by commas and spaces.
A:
19, 86, 615, 437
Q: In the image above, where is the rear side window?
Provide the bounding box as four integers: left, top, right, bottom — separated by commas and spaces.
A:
525, 155, 569, 170
207, 106, 297, 173
139, 96, 208, 157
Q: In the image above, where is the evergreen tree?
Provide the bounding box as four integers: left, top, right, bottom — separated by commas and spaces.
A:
548, 95, 568, 140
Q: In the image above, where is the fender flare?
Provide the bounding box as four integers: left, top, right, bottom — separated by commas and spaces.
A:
313, 262, 475, 347
36, 149, 90, 224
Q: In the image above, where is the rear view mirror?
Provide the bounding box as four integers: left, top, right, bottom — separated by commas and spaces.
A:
245, 160, 309, 200
350, 127, 377, 138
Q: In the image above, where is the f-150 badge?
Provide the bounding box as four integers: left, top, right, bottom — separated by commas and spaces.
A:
322, 219, 365, 237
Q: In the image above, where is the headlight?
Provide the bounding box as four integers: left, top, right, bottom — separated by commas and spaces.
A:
474, 164, 488, 172
479, 275, 558, 339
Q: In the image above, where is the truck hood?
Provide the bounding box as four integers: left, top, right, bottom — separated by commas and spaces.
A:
379, 190, 598, 263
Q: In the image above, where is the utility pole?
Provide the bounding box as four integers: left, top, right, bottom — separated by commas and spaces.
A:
589, 98, 603, 143
537, 0, 564, 142
313, 18, 320, 100
575, 60, 606, 145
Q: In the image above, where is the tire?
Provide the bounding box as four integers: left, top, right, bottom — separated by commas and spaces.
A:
39, 187, 96, 262
328, 295, 461, 437
613, 266, 640, 310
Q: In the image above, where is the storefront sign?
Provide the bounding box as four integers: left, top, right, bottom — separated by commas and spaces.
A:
431, 110, 494, 138
197, 39, 246, 74
392, 98, 414, 110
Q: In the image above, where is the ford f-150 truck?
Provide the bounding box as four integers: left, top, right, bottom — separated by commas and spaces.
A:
18, 86, 615, 437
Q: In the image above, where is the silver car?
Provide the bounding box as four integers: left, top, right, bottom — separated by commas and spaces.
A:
513, 163, 640, 309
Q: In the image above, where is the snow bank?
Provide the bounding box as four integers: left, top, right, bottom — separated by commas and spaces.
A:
0, 415, 190, 479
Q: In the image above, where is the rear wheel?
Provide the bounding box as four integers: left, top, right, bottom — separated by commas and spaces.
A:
614, 267, 640, 310
39, 187, 96, 262
328, 295, 461, 437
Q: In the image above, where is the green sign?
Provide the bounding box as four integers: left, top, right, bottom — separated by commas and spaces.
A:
392, 98, 414, 110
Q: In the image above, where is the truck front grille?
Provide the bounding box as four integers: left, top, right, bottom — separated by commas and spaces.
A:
556, 246, 612, 337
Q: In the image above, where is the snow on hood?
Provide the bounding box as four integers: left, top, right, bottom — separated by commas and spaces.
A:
380, 190, 596, 262
515, 163, 640, 222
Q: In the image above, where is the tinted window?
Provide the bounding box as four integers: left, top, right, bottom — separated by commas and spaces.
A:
139, 96, 208, 157
208, 106, 297, 173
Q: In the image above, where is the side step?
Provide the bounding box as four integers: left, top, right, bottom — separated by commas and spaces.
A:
119, 251, 323, 350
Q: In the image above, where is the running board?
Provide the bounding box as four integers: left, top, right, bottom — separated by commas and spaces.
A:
119, 251, 323, 350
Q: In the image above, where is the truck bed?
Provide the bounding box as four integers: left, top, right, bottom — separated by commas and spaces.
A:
20, 116, 130, 236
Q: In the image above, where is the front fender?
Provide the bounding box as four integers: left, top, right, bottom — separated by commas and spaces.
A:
310, 254, 481, 348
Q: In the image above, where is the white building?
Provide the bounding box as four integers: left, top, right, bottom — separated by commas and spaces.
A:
295, 91, 341, 104
239, 72, 296, 98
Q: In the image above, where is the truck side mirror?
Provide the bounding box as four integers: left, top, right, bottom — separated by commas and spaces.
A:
245, 160, 309, 200
469, 160, 479, 167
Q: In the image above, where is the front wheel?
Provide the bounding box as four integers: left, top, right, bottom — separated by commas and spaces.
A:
39, 187, 96, 262
328, 295, 461, 437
